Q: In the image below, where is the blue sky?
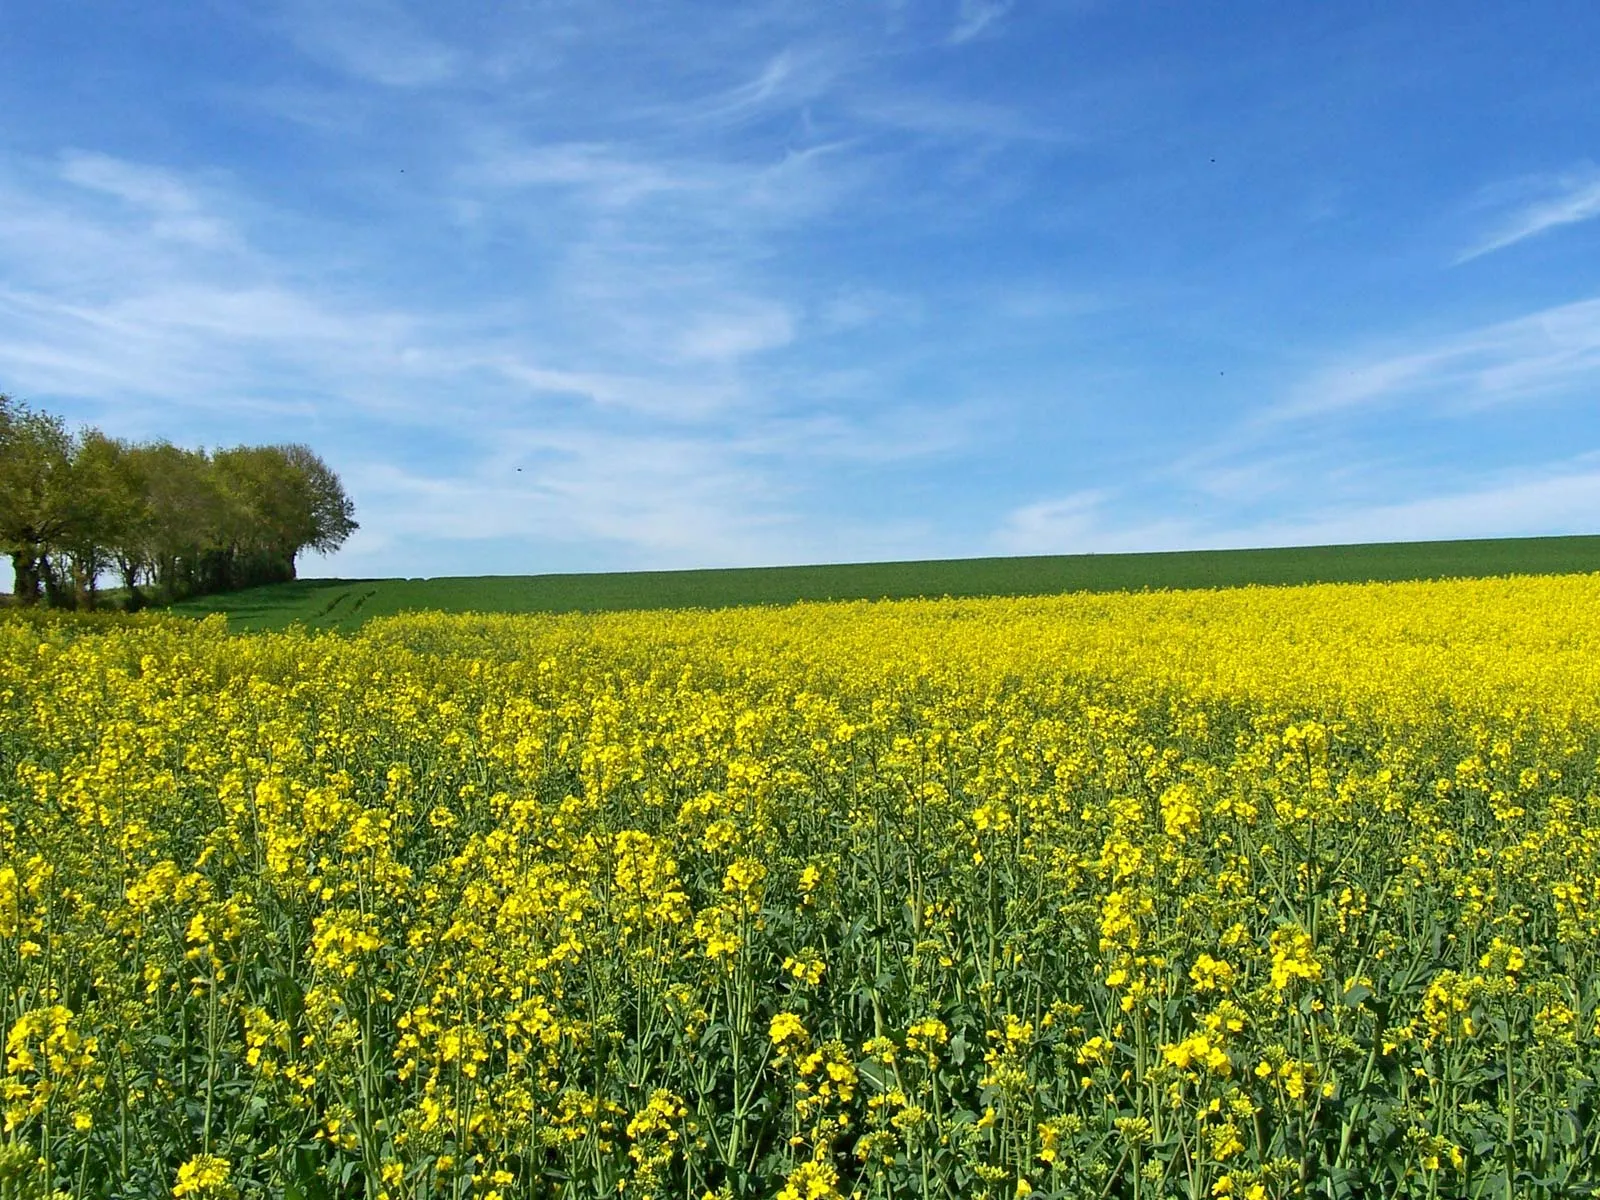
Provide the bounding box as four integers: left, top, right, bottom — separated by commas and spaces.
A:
3, 1, 1599, 577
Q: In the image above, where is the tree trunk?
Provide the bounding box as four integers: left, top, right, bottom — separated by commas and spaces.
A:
42, 557, 70, 609
155, 554, 177, 600
73, 562, 92, 611
118, 557, 144, 612
10, 550, 40, 606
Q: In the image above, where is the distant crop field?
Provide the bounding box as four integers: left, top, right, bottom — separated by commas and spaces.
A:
10, 573, 1600, 1197
166, 533, 1600, 631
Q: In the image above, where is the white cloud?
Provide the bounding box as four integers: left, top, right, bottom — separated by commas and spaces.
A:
0, 5, 1146, 578
818, 286, 926, 332
747, 401, 979, 465
482, 358, 738, 420
447, 130, 862, 380
996, 456, 1600, 561
464, 141, 701, 208
1459, 166, 1600, 262
339, 406, 966, 572
949, 0, 1013, 44
993, 489, 1106, 552
1276, 296, 1600, 420
983, 282, 1104, 322
41, 151, 243, 259
344, 442, 788, 568
280, 0, 460, 87
847, 90, 1058, 144
0, 271, 428, 423
0, 141, 987, 574
1217, 458, 1600, 549
676, 304, 795, 362
678, 48, 843, 127
57, 152, 234, 248
994, 489, 1194, 555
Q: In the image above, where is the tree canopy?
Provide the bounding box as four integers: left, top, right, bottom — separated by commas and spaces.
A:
0, 393, 357, 608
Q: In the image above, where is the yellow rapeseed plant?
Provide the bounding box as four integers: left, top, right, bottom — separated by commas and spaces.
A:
3, 574, 1600, 1196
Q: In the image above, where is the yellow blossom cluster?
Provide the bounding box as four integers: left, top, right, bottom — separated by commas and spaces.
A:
4, 573, 1600, 1195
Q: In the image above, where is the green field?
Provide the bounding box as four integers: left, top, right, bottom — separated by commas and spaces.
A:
162, 532, 1600, 631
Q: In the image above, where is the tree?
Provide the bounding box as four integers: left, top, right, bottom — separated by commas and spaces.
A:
278, 443, 358, 572
209, 444, 356, 587
60, 430, 144, 609
0, 394, 75, 604
212, 445, 303, 588
0, 394, 357, 607
134, 442, 228, 600
101, 441, 153, 609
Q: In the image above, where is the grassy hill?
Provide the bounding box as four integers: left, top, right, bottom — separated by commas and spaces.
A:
163, 533, 1600, 632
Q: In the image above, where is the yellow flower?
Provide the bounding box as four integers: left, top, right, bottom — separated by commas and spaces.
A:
769, 1012, 809, 1049
1268, 927, 1323, 993
783, 949, 827, 986
1190, 953, 1235, 993
0, 866, 19, 939
172, 1154, 235, 1199
777, 1159, 841, 1200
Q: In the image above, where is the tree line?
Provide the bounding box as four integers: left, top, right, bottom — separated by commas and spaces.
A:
0, 393, 357, 610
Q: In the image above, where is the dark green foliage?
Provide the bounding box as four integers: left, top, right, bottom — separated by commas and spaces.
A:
0, 393, 356, 609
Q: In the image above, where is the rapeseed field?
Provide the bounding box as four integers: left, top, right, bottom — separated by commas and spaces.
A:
4, 575, 1600, 1198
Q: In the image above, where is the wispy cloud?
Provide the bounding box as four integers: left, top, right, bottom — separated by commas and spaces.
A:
279, 0, 459, 87
1213, 456, 1600, 549
15, 0, 1595, 580
673, 48, 844, 128
949, 0, 1014, 44
0, 136, 976, 572
446, 127, 865, 380
0, 151, 435, 423
1274, 296, 1600, 420
993, 489, 1196, 555
341, 398, 971, 572
459, 129, 868, 236
817, 286, 926, 332
676, 303, 796, 363
462, 141, 701, 208
1458, 166, 1600, 261
57, 152, 235, 248
846, 90, 1059, 144
344, 436, 792, 569
994, 455, 1600, 558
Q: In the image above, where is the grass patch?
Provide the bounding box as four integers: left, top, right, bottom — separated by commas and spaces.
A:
160, 533, 1600, 632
